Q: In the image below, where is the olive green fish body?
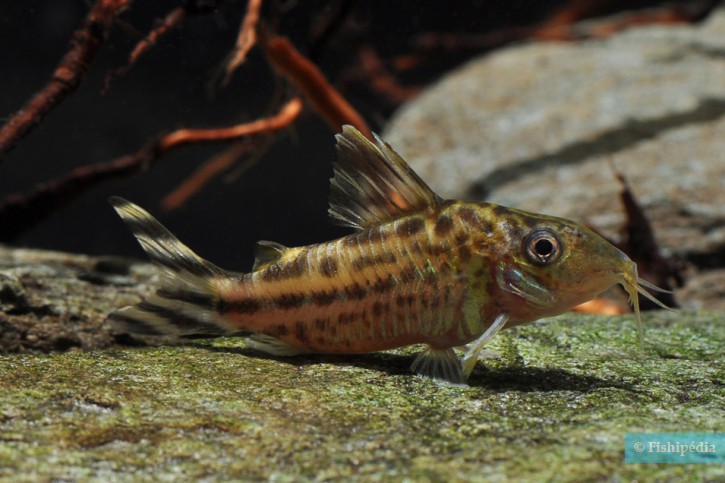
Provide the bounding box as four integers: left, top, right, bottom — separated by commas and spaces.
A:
109, 126, 667, 384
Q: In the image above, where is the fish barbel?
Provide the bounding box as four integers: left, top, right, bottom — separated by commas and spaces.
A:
109, 125, 668, 383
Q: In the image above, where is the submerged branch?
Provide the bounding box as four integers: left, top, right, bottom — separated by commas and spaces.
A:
0, 0, 131, 156
263, 34, 371, 139
0, 98, 303, 241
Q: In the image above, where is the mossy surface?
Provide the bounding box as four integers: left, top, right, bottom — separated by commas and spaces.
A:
1, 310, 723, 481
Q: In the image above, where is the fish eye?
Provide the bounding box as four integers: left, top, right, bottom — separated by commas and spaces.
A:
524, 229, 562, 265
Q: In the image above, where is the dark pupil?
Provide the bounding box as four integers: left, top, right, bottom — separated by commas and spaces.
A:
534, 238, 554, 257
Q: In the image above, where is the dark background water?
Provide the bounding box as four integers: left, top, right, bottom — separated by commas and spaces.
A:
0, 0, 674, 271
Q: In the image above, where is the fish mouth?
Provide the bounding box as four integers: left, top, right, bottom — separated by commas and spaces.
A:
619, 262, 672, 345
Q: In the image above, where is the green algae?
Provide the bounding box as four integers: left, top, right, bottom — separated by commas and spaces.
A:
0, 311, 723, 481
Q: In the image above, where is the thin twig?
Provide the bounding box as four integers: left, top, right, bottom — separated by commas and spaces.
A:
161, 142, 252, 212
0, 0, 131, 156
0, 97, 303, 242
105, 1, 225, 90
222, 0, 264, 86
104, 6, 187, 89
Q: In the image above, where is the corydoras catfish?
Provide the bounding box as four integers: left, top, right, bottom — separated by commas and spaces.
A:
108, 125, 668, 383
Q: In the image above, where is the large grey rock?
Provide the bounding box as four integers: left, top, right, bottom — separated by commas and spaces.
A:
385, 8, 725, 310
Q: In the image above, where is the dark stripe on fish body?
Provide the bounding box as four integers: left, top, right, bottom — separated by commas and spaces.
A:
273, 292, 307, 309
344, 283, 367, 300
295, 321, 308, 343
396, 217, 425, 237
218, 298, 262, 314
372, 275, 396, 293
311, 290, 338, 306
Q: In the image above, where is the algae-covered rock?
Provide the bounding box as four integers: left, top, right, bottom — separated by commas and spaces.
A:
0, 247, 723, 481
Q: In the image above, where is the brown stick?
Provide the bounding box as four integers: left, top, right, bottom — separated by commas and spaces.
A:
104, 6, 187, 89
161, 142, 252, 212
263, 35, 372, 139
222, 0, 264, 85
0, 97, 303, 242
0, 0, 130, 156
157, 97, 302, 150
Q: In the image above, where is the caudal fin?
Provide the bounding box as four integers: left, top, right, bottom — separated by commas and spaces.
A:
108, 197, 237, 337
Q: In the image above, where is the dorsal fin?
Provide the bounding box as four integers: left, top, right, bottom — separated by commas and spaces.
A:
252, 240, 288, 270
328, 125, 442, 230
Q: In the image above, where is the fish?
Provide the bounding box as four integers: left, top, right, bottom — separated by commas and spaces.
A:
108, 125, 669, 384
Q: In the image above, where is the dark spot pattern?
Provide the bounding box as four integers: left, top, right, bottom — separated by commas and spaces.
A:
294, 321, 308, 343
319, 256, 338, 277
491, 205, 509, 218
337, 312, 356, 325
219, 298, 262, 314
311, 290, 338, 306
434, 214, 454, 236
273, 293, 306, 310
458, 245, 472, 263
344, 283, 367, 300
261, 264, 283, 282
458, 206, 494, 235
372, 275, 396, 293
399, 266, 419, 283
396, 294, 415, 307
313, 318, 329, 331
396, 217, 425, 237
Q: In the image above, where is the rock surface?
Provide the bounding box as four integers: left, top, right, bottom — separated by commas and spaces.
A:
384, 7, 725, 310
0, 246, 724, 480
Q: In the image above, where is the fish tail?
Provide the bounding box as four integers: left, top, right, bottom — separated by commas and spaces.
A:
108, 197, 238, 338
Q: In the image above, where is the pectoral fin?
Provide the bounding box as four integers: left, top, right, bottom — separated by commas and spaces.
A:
461, 313, 509, 379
